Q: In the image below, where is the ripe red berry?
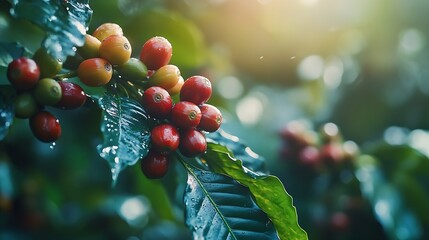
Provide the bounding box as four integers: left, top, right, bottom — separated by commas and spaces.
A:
180, 76, 212, 105
298, 146, 320, 166
140, 36, 172, 70
7, 57, 40, 90
198, 104, 222, 132
55, 82, 87, 109
29, 111, 61, 143
140, 151, 170, 179
142, 86, 172, 119
170, 101, 201, 129
151, 124, 180, 153
320, 143, 344, 163
179, 129, 207, 158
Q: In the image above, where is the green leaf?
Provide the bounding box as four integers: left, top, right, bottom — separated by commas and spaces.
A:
0, 42, 32, 67
183, 162, 278, 240
97, 92, 152, 184
10, 0, 92, 61
202, 143, 308, 240
207, 130, 269, 174
0, 86, 15, 141
355, 144, 429, 239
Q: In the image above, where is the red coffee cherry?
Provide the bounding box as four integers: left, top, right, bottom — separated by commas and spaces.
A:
55, 82, 87, 109
78, 58, 113, 87
140, 151, 170, 179
29, 111, 61, 143
320, 143, 344, 163
170, 101, 201, 129
198, 104, 222, 132
180, 76, 212, 105
298, 146, 320, 167
142, 86, 172, 119
99, 34, 132, 65
179, 129, 207, 158
7, 57, 40, 90
140, 36, 172, 70
151, 124, 180, 153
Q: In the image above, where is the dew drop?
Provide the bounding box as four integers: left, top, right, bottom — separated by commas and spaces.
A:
49, 142, 56, 149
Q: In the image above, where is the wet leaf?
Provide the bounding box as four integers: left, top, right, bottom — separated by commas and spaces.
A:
0, 42, 32, 67
0, 86, 15, 141
10, 0, 92, 62
183, 162, 278, 240
202, 142, 308, 240
356, 144, 429, 240
97, 92, 152, 184
207, 130, 269, 174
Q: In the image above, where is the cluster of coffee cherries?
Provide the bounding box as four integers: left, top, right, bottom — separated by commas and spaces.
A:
75, 23, 222, 179
279, 121, 359, 170
7, 48, 87, 143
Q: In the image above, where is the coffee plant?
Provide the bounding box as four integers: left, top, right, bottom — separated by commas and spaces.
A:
0, 1, 306, 239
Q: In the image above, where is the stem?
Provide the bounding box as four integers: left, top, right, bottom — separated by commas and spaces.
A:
54, 70, 78, 80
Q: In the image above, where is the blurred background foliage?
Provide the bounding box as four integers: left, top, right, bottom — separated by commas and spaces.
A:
1, 0, 429, 239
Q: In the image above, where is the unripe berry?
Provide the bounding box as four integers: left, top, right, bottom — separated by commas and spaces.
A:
148, 64, 180, 89
116, 58, 147, 81
166, 75, 184, 96
142, 86, 172, 119
179, 129, 207, 158
92, 23, 123, 41
55, 82, 87, 109
180, 76, 212, 105
99, 35, 132, 65
150, 124, 180, 153
77, 34, 101, 59
7, 57, 40, 90
33, 78, 62, 106
14, 93, 38, 119
29, 111, 61, 143
140, 151, 170, 179
198, 104, 222, 132
170, 101, 201, 129
140, 36, 172, 70
78, 58, 112, 87
32, 48, 62, 78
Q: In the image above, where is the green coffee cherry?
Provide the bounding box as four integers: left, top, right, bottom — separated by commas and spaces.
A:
33, 78, 62, 106
116, 58, 148, 81
33, 48, 62, 78
14, 93, 38, 118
